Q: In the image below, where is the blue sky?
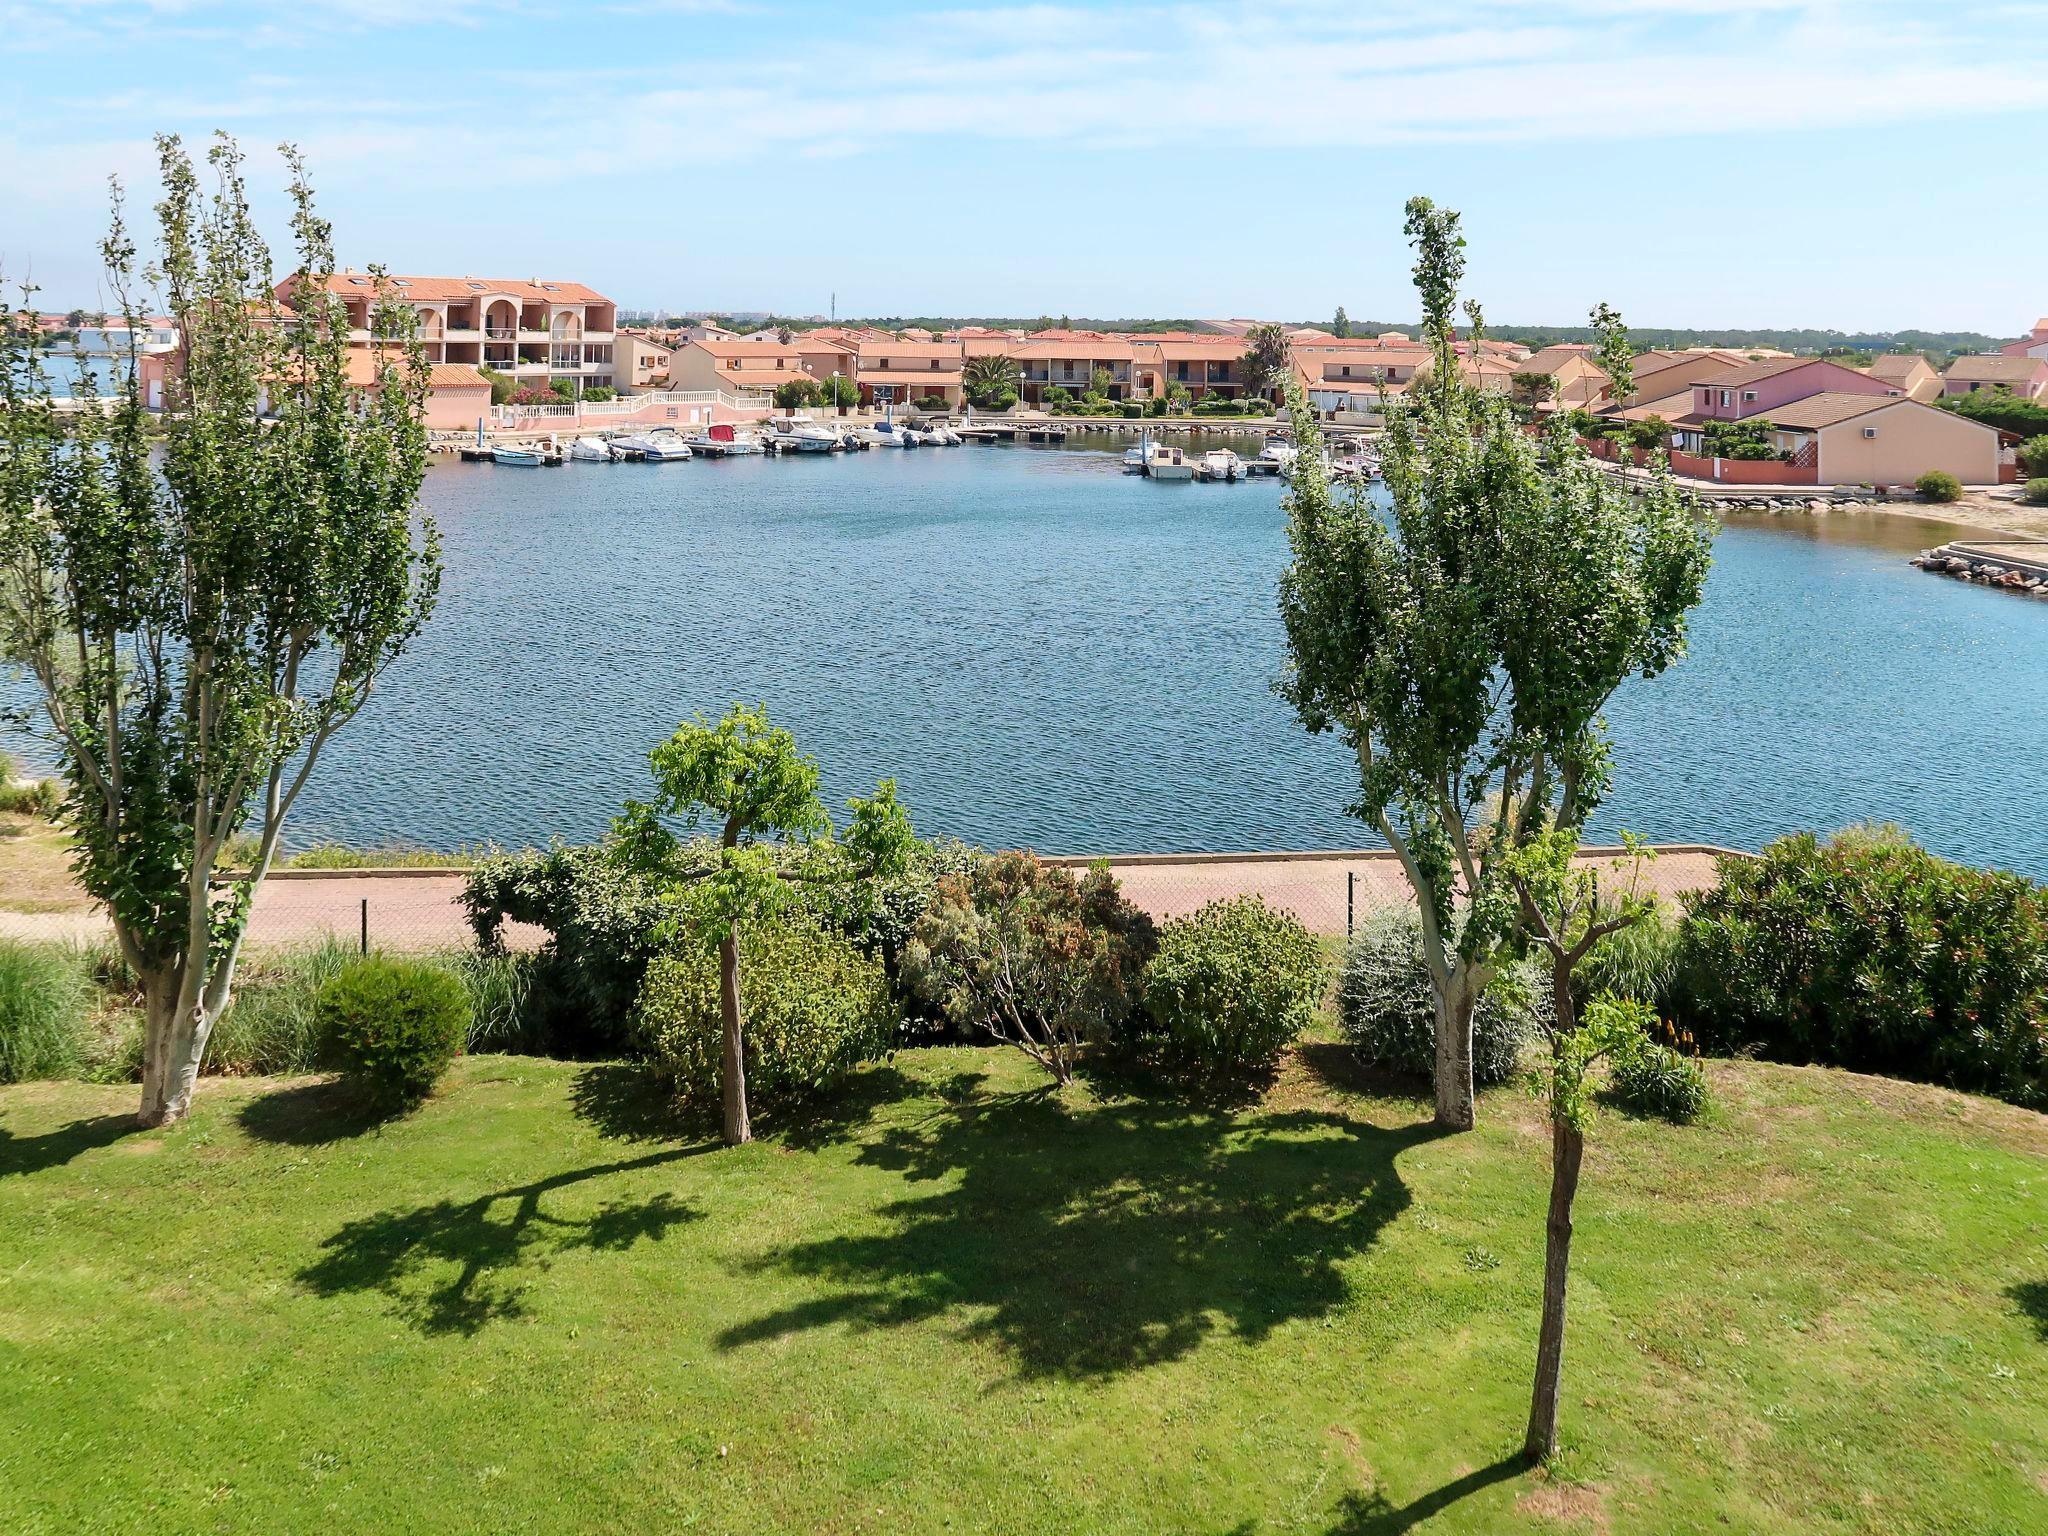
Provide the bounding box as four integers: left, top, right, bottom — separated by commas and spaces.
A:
4, 0, 2045, 333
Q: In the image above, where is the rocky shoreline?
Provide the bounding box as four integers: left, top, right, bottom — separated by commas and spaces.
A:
1911, 541, 2048, 597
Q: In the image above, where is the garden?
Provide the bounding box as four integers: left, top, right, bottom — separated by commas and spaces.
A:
2, 151, 2044, 1533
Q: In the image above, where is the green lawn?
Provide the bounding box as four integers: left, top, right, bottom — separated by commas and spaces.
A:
1, 1047, 2043, 1533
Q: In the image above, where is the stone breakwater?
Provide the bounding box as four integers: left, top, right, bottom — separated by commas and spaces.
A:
1912, 540, 2048, 597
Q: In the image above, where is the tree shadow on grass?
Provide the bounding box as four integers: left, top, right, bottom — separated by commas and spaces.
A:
298, 1144, 710, 1335
1322, 1458, 1525, 1533
2009, 1280, 2048, 1342
717, 1086, 1442, 1380
236, 1078, 391, 1146
0, 1113, 138, 1178
1293, 1043, 1434, 1108
568, 1060, 680, 1143
569, 1058, 928, 1153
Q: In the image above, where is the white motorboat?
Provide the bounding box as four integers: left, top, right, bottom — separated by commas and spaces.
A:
921, 423, 962, 445
492, 445, 544, 466
639, 429, 694, 461
1256, 437, 1297, 472
1123, 442, 1148, 470
900, 427, 929, 447
1200, 449, 1243, 481
771, 416, 840, 452
569, 436, 614, 461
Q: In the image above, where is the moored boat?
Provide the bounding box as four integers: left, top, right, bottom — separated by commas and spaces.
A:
569, 436, 614, 461
492, 445, 544, 466
1144, 443, 1194, 480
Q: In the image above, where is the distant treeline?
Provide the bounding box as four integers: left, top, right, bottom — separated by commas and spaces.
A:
1312, 322, 2015, 357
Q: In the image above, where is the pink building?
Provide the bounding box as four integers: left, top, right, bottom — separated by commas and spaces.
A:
1942, 354, 2048, 400
1687, 357, 1891, 423
1999, 318, 2048, 359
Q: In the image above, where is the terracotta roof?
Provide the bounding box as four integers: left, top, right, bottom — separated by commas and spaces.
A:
1696, 357, 1834, 387
1143, 339, 1255, 362
1944, 354, 2047, 383
856, 340, 962, 360
428, 364, 489, 390
1010, 338, 1136, 360
716, 366, 811, 390
857, 367, 962, 383
1866, 353, 1929, 381
1521, 345, 1597, 372
1756, 392, 1904, 430
291, 273, 612, 305
1612, 388, 1700, 424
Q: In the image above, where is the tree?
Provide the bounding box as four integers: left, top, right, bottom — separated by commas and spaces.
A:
478, 365, 514, 405
1165, 381, 1192, 414
1241, 322, 1293, 399
1089, 366, 1116, 400
2020, 435, 2048, 479
614, 705, 914, 1145
1276, 196, 1712, 1130
1332, 306, 1351, 339
0, 134, 441, 1126
1509, 371, 1555, 411
1940, 385, 2048, 440
1500, 832, 1660, 1461
964, 352, 1020, 409
776, 324, 793, 346
773, 376, 823, 409
818, 372, 859, 411
1700, 418, 1779, 459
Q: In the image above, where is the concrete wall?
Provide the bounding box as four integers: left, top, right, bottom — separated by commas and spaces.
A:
424, 384, 491, 431
1816, 403, 2001, 486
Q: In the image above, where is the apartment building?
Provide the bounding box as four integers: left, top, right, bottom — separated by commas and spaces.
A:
277, 272, 619, 392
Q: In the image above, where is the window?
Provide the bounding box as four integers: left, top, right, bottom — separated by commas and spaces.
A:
1862, 426, 1878, 438
1742, 390, 1758, 402
1720, 390, 1732, 407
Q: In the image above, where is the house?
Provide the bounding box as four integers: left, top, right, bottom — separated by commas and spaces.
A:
1613, 349, 1747, 409
1135, 337, 1255, 400
1515, 348, 1608, 410
1753, 393, 2004, 486
1865, 353, 1941, 402
615, 334, 674, 390
1999, 318, 2048, 359
1941, 354, 2048, 400
671, 338, 812, 397
275, 272, 618, 393
1685, 357, 1891, 425
1012, 335, 1136, 402
854, 339, 964, 408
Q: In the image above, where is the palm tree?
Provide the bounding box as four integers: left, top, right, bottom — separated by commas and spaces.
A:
1241, 322, 1293, 401
964, 352, 1022, 408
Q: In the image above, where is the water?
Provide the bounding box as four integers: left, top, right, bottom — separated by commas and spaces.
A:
9, 436, 2047, 873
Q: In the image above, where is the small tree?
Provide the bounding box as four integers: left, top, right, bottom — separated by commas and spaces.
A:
1509, 371, 1555, 411
775, 324, 793, 346
1241, 322, 1293, 400
1166, 381, 1192, 413
1089, 366, 1117, 399
964, 352, 1020, 409
773, 376, 823, 409
614, 705, 914, 1145
818, 373, 859, 411
0, 134, 440, 1126
1277, 197, 1712, 1130
1332, 306, 1351, 339
1500, 832, 1661, 1461
2016, 434, 2048, 479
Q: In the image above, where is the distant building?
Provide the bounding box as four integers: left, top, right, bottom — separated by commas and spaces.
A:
1999, 318, 2048, 360
1864, 353, 1942, 402
275, 272, 618, 393
1941, 354, 2048, 400
671, 339, 811, 397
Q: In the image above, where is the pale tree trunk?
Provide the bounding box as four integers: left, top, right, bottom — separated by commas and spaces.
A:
719, 928, 750, 1146
137, 968, 220, 1128
1433, 978, 1477, 1132
1524, 1113, 1584, 1461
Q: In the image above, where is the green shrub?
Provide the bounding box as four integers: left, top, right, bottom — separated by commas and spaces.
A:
207, 939, 355, 1075
1916, 469, 1962, 503
913, 394, 950, 413
1337, 908, 1537, 1086
2013, 434, 2048, 479
905, 851, 1157, 1078
447, 949, 538, 1053
1667, 827, 2048, 1109
0, 751, 62, 817
316, 956, 471, 1111
1574, 913, 1679, 1012
0, 940, 92, 1082
463, 843, 668, 1053
584, 386, 616, 403
1144, 396, 1168, 418
1139, 896, 1326, 1076
1608, 1040, 1710, 1123
1120, 402, 1145, 419
637, 914, 894, 1107
2025, 478, 2048, 506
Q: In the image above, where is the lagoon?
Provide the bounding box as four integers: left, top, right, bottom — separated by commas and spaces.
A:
11, 435, 2047, 873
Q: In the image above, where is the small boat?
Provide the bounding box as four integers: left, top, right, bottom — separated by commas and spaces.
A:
638, 429, 694, 462
870, 422, 909, 448
1144, 444, 1194, 481
900, 427, 928, 447
921, 423, 962, 445
771, 416, 840, 452
1199, 449, 1243, 482
569, 436, 614, 461
1256, 437, 1297, 472
492, 445, 544, 466
1123, 442, 1148, 471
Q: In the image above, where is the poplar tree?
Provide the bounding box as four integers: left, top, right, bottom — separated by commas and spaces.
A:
0, 134, 441, 1126
1277, 197, 1711, 1130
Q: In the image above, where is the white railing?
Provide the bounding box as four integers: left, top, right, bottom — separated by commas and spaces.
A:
487, 388, 773, 430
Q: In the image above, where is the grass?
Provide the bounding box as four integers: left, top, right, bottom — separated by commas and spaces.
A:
0, 1048, 2043, 1533
0, 940, 91, 1081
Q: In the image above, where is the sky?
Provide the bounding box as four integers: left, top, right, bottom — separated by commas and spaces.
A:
3, 0, 2045, 334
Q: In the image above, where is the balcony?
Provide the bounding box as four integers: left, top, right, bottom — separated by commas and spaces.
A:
484, 327, 516, 341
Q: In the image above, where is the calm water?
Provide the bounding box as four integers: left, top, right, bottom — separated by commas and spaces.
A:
9, 436, 2047, 872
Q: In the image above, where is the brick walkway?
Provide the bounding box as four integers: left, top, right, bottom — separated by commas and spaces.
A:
0, 846, 1735, 951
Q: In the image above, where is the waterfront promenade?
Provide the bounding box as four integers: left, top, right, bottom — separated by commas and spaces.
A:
0, 846, 1731, 951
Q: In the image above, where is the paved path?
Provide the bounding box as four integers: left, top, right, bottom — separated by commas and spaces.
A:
0, 846, 1735, 950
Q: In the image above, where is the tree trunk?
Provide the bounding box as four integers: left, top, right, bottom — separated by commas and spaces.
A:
137, 971, 214, 1128
1523, 1113, 1584, 1461
1433, 985, 1477, 1131
719, 928, 750, 1146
